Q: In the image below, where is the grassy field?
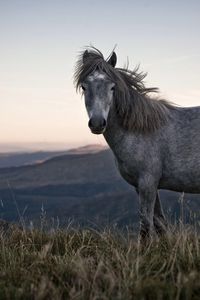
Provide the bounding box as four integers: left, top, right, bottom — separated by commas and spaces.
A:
1, 222, 200, 300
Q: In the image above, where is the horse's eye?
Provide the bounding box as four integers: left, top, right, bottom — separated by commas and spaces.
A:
111, 86, 115, 91
81, 85, 86, 91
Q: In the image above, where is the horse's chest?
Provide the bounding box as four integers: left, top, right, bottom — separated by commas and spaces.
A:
115, 157, 139, 187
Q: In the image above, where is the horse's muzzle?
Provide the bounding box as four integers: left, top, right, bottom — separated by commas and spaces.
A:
88, 117, 107, 134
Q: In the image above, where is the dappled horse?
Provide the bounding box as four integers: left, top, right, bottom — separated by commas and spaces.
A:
74, 47, 200, 238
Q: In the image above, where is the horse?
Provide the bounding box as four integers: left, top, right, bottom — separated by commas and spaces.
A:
74, 47, 200, 238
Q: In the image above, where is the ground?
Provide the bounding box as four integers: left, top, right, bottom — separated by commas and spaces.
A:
0, 221, 200, 300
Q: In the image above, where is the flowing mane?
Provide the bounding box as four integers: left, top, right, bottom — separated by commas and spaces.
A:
74, 47, 178, 133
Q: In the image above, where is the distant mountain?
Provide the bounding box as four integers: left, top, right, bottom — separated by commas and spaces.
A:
0, 145, 199, 227
65, 144, 107, 155
0, 144, 106, 168
0, 142, 74, 153
0, 151, 66, 168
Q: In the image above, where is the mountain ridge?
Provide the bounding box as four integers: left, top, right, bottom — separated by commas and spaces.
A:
0, 144, 107, 168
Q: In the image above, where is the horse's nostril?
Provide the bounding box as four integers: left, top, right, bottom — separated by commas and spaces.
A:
102, 118, 107, 127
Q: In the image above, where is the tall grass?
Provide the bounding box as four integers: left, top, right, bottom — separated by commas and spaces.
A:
1, 221, 200, 300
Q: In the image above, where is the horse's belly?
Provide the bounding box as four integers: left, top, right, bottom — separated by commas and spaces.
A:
159, 168, 200, 193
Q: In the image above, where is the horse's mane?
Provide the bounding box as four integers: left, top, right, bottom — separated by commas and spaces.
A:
74, 47, 178, 133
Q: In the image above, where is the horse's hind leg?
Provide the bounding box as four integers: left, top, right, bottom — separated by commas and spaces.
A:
153, 192, 168, 235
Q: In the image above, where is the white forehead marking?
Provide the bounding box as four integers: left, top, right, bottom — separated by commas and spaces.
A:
88, 71, 105, 81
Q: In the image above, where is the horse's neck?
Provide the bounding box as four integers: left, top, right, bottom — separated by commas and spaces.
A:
103, 106, 125, 150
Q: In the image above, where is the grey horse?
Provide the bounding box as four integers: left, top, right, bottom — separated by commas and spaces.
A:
74, 47, 200, 238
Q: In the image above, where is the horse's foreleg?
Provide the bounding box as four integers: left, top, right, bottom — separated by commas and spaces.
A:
138, 176, 157, 240
153, 192, 168, 235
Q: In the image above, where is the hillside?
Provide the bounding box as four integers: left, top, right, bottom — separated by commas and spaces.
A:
0, 145, 199, 227
0, 147, 117, 188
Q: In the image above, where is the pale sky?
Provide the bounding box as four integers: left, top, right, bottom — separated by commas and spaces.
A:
0, 0, 200, 151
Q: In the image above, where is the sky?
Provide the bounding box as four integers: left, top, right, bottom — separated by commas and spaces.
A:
0, 0, 200, 151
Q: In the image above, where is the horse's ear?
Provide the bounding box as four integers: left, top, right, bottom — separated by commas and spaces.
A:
107, 52, 117, 67
83, 50, 90, 63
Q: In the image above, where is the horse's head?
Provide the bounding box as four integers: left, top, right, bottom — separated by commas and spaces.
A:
81, 51, 117, 134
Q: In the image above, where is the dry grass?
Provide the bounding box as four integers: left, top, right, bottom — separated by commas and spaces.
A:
1, 223, 200, 300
